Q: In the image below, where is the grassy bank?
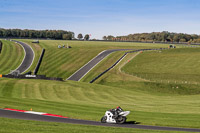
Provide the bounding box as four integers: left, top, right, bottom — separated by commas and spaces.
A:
0, 117, 189, 133
0, 40, 24, 74
0, 78, 199, 128
122, 48, 200, 84
1, 40, 199, 132
18, 40, 169, 79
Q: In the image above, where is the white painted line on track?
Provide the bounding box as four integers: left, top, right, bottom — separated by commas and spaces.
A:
10, 41, 26, 74
10, 40, 35, 74
78, 52, 113, 81
25, 111, 46, 115
67, 50, 107, 80
21, 42, 35, 74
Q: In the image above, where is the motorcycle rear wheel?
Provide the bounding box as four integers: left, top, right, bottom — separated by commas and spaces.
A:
116, 116, 126, 124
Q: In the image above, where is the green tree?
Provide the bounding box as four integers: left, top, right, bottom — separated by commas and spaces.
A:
62, 34, 72, 40
77, 33, 83, 40
193, 39, 200, 43
102, 36, 107, 40
84, 34, 90, 40
173, 34, 180, 42
107, 35, 114, 40
180, 38, 186, 42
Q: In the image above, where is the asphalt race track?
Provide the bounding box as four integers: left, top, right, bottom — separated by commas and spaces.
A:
0, 109, 199, 132
67, 49, 132, 81
12, 40, 34, 74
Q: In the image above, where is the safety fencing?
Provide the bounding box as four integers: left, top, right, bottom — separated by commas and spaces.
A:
89, 40, 200, 45
33, 49, 45, 75
0, 41, 2, 53
89, 48, 166, 83
2, 74, 63, 81
131, 73, 200, 85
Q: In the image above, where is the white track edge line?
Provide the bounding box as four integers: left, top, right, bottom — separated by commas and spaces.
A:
80, 50, 134, 82
20, 42, 35, 74
66, 50, 106, 80
10, 41, 26, 74
78, 52, 113, 81
113, 51, 141, 69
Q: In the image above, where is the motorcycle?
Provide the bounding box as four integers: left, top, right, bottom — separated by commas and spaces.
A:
101, 107, 130, 124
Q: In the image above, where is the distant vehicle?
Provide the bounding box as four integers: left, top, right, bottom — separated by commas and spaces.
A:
169, 44, 176, 48
101, 106, 130, 124
32, 40, 39, 43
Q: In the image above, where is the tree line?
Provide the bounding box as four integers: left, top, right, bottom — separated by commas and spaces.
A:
0, 28, 74, 40
103, 31, 200, 43
77, 33, 90, 40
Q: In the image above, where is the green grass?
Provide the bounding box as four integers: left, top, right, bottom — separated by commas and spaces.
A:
93, 48, 200, 95
81, 51, 126, 82
0, 40, 24, 74
122, 48, 200, 84
1, 40, 200, 132
0, 78, 199, 129
92, 50, 200, 95
0, 117, 189, 133
17, 39, 169, 79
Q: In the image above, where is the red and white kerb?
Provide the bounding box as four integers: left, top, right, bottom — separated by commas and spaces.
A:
4, 108, 68, 118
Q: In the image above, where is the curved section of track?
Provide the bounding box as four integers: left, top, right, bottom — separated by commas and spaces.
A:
67, 49, 132, 81
0, 109, 199, 132
12, 40, 34, 74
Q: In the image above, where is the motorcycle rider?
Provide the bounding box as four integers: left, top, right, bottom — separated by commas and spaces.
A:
110, 106, 123, 118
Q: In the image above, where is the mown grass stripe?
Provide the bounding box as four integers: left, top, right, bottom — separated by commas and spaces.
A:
1, 42, 14, 72
0, 40, 23, 74
0, 41, 13, 72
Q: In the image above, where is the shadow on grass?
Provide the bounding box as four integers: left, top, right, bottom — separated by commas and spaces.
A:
125, 121, 141, 124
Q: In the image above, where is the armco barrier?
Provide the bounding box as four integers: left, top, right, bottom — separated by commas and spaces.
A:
89, 48, 166, 83
0, 41, 2, 53
89, 40, 200, 45
2, 74, 63, 81
34, 49, 45, 75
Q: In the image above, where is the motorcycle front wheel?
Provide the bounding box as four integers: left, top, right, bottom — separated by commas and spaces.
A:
101, 116, 107, 123
116, 116, 126, 124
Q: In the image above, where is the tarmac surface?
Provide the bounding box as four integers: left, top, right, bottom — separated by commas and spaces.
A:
0, 109, 200, 132
67, 49, 132, 81
12, 40, 34, 74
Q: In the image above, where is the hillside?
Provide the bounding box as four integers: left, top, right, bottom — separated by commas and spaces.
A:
0, 40, 24, 74
0, 78, 199, 129
0, 40, 199, 132
19, 40, 169, 79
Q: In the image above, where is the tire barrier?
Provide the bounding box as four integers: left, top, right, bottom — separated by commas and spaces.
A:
90, 48, 166, 83
24, 71, 32, 75
2, 74, 63, 81
33, 49, 45, 75
0, 41, 2, 53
